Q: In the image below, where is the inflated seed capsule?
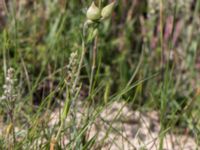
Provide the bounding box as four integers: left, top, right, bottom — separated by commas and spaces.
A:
101, 1, 115, 19
86, 2, 101, 21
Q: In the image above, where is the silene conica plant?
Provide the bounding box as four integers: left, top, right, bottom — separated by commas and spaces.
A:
84, 1, 116, 94
52, 1, 116, 149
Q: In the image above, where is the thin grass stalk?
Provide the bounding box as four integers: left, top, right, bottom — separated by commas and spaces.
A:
159, 0, 165, 149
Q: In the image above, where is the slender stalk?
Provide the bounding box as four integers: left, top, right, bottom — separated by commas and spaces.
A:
2, 0, 8, 14
8, 102, 16, 148
10, 110, 16, 147
3, 37, 7, 79
68, 22, 87, 146
89, 35, 98, 94
159, 0, 164, 73
159, 1, 165, 149
72, 25, 87, 92
55, 119, 64, 141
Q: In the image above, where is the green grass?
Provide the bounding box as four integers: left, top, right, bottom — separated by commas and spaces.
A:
0, 0, 200, 149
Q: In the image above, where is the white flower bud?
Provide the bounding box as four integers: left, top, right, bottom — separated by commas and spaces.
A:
101, 2, 115, 19
86, 2, 101, 21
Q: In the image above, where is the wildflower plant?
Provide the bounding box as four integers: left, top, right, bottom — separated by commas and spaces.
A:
0, 68, 17, 147
52, 1, 116, 148
1, 68, 17, 104
84, 1, 116, 40
84, 1, 116, 93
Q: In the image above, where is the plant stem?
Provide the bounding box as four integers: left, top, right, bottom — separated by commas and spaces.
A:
89, 35, 98, 94
9, 107, 16, 147
72, 26, 87, 92
69, 23, 87, 145
159, 1, 165, 149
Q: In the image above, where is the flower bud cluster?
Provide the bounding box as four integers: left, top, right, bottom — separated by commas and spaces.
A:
86, 1, 116, 22
84, 1, 116, 41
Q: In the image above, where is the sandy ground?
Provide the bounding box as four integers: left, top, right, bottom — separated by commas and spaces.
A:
0, 100, 198, 149
48, 101, 198, 150
0, 99, 198, 150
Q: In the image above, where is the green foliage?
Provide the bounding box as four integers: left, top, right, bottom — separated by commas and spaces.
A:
0, 0, 200, 149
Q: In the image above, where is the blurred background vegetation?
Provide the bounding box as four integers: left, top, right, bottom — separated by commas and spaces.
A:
0, 0, 200, 148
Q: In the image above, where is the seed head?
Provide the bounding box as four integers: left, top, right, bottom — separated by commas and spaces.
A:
0, 68, 17, 103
